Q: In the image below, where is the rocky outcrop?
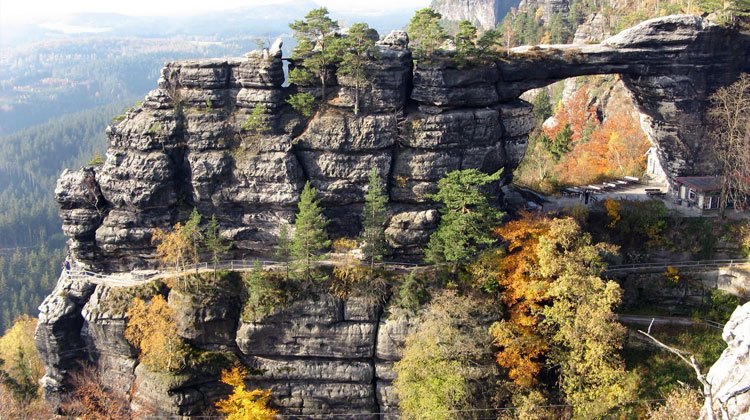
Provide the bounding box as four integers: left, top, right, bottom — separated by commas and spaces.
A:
705, 301, 750, 419
54, 17, 750, 271
431, 0, 517, 30
35, 275, 424, 417
502, 16, 748, 176
40, 15, 750, 418
34, 274, 97, 407
518, 0, 570, 23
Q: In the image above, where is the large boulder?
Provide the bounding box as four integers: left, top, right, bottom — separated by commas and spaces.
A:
705, 301, 750, 418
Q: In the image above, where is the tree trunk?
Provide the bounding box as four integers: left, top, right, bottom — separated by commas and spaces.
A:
354, 79, 360, 116
321, 73, 326, 107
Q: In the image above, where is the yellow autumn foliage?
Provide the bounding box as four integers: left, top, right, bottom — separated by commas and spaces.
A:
215, 365, 277, 420
125, 295, 188, 373
0, 315, 44, 392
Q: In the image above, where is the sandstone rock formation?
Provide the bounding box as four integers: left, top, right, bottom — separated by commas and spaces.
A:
706, 301, 750, 419
431, 0, 517, 30
35, 273, 431, 416
54, 16, 749, 273
517, 0, 570, 23
40, 15, 750, 418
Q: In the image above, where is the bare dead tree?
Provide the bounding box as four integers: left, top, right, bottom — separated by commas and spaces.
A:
708, 73, 750, 216
639, 319, 716, 420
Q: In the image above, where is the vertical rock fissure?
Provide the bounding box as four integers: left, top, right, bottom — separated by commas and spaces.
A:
371, 305, 384, 418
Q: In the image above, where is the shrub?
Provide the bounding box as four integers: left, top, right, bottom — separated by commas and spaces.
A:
88, 151, 105, 166
646, 386, 701, 420
241, 104, 268, 135
241, 265, 286, 322
286, 92, 316, 117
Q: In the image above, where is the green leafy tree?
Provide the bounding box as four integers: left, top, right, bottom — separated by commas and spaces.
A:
360, 168, 389, 275
337, 22, 378, 115
538, 218, 639, 418
289, 8, 340, 103
203, 215, 230, 279
426, 169, 503, 272
291, 182, 331, 282
0, 316, 42, 402
286, 92, 316, 117
394, 291, 497, 419
407, 8, 448, 59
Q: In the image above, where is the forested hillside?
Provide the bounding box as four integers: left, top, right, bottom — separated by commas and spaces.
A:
0, 247, 64, 332
0, 37, 267, 135
499, 0, 739, 47
0, 103, 134, 332
0, 103, 129, 247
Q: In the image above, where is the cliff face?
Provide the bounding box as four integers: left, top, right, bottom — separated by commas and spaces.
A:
431, 0, 518, 30
40, 15, 750, 416
34, 273, 436, 416
55, 17, 749, 273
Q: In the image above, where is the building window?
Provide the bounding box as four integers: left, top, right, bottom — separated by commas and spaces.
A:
688, 189, 696, 201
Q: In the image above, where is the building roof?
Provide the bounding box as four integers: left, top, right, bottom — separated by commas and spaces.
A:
675, 176, 722, 192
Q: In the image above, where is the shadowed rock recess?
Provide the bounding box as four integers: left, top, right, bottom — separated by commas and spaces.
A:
38, 15, 749, 417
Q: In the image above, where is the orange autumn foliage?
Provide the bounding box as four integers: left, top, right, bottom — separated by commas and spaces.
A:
489, 212, 553, 388
544, 87, 597, 144
542, 86, 649, 186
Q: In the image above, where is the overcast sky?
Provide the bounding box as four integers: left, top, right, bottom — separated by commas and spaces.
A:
0, 0, 432, 25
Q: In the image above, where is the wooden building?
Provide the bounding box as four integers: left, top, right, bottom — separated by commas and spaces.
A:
674, 176, 722, 212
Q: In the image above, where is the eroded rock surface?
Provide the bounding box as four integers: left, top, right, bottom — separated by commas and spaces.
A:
54, 18, 749, 272
706, 301, 750, 419
37, 280, 424, 417
40, 15, 750, 417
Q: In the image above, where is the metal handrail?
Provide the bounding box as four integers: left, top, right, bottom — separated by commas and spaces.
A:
607, 258, 750, 272
61, 257, 427, 285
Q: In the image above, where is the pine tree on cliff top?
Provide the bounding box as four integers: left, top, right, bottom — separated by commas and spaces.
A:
289, 8, 340, 103
291, 182, 330, 282
407, 8, 448, 60
336, 22, 378, 115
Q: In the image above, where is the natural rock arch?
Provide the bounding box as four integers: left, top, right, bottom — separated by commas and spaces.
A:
55, 15, 750, 271
411, 15, 750, 177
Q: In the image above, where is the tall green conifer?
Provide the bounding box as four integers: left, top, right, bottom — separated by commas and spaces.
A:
360, 168, 389, 275
289, 8, 340, 103
426, 169, 503, 273
291, 182, 330, 282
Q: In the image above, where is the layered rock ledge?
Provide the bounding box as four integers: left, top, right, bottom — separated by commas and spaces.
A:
55, 16, 749, 272
39, 14, 750, 418
35, 274, 423, 417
